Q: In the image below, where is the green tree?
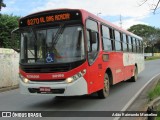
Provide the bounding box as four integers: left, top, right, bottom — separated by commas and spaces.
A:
128, 24, 160, 53
128, 24, 156, 37
0, 0, 6, 11
0, 14, 19, 48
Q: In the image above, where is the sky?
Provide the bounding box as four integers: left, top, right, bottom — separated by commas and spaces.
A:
1, 0, 160, 29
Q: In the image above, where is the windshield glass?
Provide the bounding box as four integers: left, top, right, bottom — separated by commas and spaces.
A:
20, 25, 85, 64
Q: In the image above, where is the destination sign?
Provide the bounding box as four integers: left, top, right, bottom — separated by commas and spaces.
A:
19, 10, 82, 27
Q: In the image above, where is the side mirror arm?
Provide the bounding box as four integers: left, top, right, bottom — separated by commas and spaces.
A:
11, 28, 20, 53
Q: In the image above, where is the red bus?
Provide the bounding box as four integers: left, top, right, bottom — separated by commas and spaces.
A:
12, 8, 144, 98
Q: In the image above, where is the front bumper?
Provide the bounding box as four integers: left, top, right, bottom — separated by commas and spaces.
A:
19, 77, 88, 96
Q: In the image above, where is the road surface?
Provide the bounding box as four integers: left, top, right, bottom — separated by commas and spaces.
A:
0, 60, 160, 120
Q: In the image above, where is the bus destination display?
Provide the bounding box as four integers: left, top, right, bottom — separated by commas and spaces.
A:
20, 11, 81, 27
27, 13, 70, 26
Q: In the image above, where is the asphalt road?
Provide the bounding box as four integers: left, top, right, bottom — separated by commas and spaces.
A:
0, 59, 160, 120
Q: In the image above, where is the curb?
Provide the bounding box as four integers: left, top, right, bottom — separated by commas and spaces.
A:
0, 85, 19, 93
141, 85, 160, 120
148, 97, 160, 108
114, 72, 160, 120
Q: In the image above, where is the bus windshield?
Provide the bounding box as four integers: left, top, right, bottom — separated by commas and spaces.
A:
20, 25, 85, 64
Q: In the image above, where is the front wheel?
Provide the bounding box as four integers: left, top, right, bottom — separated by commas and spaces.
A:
97, 73, 110, 99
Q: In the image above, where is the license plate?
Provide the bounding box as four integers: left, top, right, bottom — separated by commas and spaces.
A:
39, 87, 51, 92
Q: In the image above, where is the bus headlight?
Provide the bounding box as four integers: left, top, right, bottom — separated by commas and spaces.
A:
23, 78, 29, 83
66, 77, 74, 83
66, 69, 86, 83
19, 74, 30, 84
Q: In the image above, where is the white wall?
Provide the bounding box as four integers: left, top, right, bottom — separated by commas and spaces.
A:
0, 48, 19, 88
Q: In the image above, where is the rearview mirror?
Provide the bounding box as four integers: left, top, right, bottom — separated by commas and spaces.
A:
11, 28, 20, 52
91, 32, 97, 44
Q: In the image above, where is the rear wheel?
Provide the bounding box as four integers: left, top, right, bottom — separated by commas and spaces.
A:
130, 66, 138, 82
97, 73, 110, 99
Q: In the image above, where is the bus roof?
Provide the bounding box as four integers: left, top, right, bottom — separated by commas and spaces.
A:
78, 9, 142, 40
21, 8, 142, 40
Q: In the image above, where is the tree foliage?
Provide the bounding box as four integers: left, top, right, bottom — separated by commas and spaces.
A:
0, 0, 6, 11
0, 14, 20, 48
128, 24, 160, 53
128, 24, 155, 37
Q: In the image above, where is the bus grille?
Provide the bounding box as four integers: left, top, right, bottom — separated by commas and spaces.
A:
21, 65, 71, 73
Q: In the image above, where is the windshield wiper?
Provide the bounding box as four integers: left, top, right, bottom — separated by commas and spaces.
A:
52, 23, 65, 45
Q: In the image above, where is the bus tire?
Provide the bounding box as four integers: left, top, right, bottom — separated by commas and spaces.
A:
130, 66, 138, 82
97, 73, 110, 99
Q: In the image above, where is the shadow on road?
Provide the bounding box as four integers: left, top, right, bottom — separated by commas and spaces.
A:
25, 93, 104, 111
22, 77, 143, 111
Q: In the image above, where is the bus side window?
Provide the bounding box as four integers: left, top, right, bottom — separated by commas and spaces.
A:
109, 28, 115, 50
86, 19, 99, 64
122, 34, 128, 52
101, 25, 112, 51
132, 38, 136, 52
131, 37, 133, 52
128, 36, 132, 52
120, 33, 123, 51
114, 30, 121, 51
135, 39, 137, 53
